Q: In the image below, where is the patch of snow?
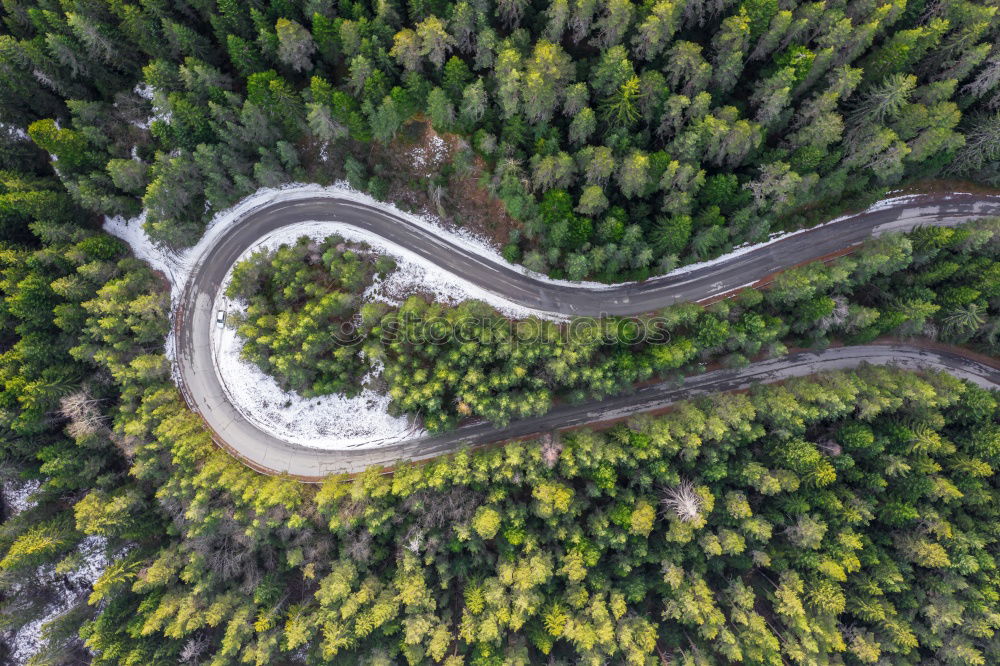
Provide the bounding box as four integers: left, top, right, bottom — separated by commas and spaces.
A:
430, 134, 446, 155
2, 478, 40, 516
409, 133, 451, 171
64, 536, 109, 588
0, 122, 29, 141
7, 536, 109, 665
131, 83, 168, 128
103, 211, 188, 289
213, 310, 423, 450
9, 604, 63, 664
227, 218, 565, 320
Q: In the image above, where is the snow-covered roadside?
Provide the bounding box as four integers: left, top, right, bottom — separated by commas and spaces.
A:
103, 181, 575, 451
102, 183, 997, 451
104, 181, 587, 451
103, 183, 972, 307
213, 316, 423, 449
217, 217, 571, 321
102, 182, 590, 316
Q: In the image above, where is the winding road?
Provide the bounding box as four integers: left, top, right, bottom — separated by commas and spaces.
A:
175, 192, 1000, 480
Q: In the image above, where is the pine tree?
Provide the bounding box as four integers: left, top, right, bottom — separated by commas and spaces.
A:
276, 18, 316, 73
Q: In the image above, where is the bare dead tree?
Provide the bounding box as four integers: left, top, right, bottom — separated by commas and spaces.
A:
540, 432, 563, 469
180, 635, 209, 663
59, 390, 107, 439
661, 480, 703, 522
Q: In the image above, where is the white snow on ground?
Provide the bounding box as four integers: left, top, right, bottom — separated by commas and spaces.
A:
102, 181, 610, 311
222, 218, 568, 319
0, 122, 29, 140
104, 211, 189, 289
7, 536, 109, 665
213, 314, 423, 449
131, 83, 169, 128
668, 195, 926, 278
103, 184, 569, 449
410, 134, 450, 170
2, 478, 40, 516
103, 183, 1000, 450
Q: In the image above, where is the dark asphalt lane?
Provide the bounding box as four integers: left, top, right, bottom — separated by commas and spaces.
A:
174, 193, 1000, 478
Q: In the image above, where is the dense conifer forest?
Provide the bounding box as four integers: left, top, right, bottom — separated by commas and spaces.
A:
2, 0, 1000, 663
4, 0, 1000, 277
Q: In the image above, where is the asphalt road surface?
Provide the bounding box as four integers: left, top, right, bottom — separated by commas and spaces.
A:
175, 193, 1000, 479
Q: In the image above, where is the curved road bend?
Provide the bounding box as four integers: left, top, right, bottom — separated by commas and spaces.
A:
176, 193, 1000, 479
185, 344, 1000, 480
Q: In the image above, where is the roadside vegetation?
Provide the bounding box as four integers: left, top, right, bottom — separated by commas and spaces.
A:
230, 219, 1000, 430
227, 236, 395, 397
